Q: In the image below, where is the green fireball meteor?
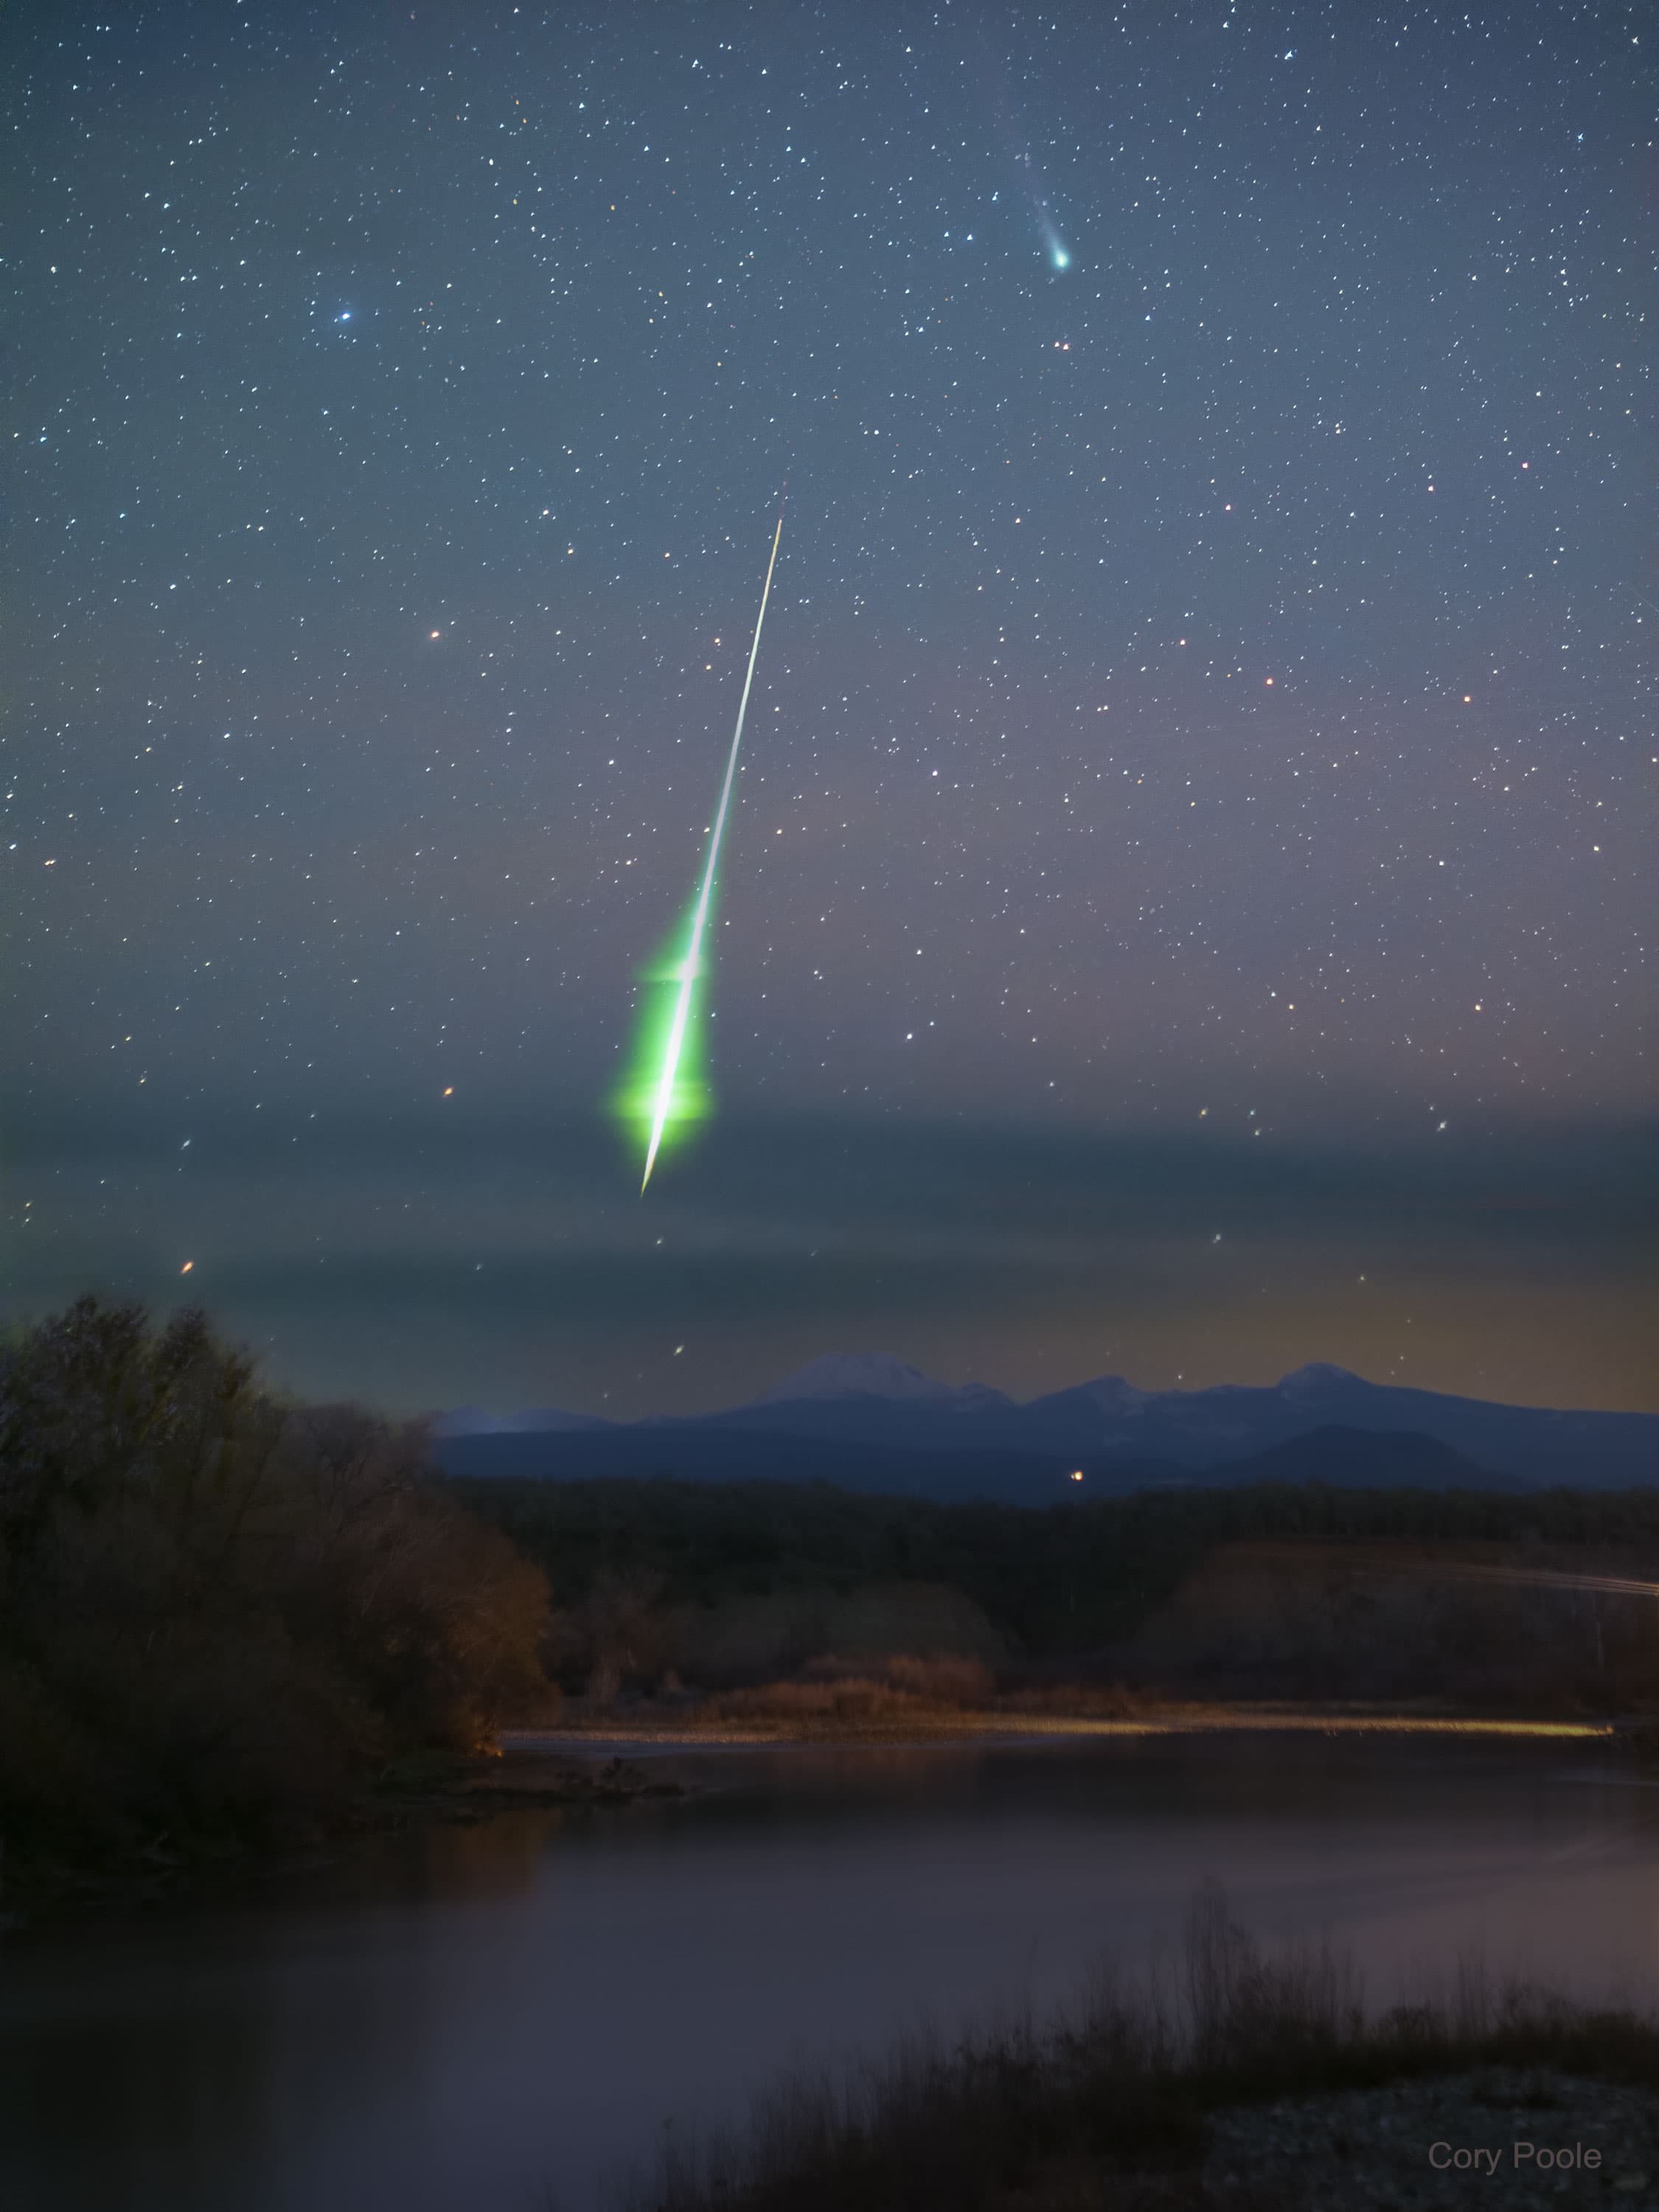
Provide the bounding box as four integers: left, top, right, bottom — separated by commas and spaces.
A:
624, 505, 785, 1190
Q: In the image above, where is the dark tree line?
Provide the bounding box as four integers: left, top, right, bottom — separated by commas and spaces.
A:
0, 1298, 550, 1866
459, 1471, 1659, 1702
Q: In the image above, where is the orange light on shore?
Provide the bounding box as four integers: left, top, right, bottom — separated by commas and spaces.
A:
180, 1260, 194, 1274
1070, 1469, 1085, 1482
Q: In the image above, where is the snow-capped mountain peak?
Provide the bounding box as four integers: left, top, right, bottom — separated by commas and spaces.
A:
1276, 1363, 1366, 1399
1071, 1374, 1151, 1416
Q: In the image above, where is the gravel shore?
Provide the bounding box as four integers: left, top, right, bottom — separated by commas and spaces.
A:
1202, 2069, 1659, 2208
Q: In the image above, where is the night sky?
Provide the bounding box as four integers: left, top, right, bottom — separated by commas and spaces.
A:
7, 1, 1654, 1417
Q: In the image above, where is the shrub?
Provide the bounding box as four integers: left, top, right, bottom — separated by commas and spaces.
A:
705, 1677, 931, 1724
0, 1297, 551, 1864
861, 1653, 995, 1707
633, 1888, 1659, 2211
700, 1652, 998, 1725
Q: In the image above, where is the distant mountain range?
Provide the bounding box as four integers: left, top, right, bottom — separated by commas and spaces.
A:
432, 1355, 1658, 1503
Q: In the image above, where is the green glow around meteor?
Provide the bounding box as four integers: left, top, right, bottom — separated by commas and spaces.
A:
617, 505, 785, 1190
613, 900, 713, 1176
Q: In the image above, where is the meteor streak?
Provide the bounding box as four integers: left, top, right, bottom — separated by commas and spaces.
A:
623, 504, 786, 1191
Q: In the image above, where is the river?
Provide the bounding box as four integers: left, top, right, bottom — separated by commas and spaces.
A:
1, 1732, 1653, 2212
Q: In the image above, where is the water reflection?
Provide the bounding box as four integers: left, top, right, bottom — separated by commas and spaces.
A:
0, 1737, 1653, 2212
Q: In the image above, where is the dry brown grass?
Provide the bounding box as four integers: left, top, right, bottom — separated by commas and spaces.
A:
703, 1677, 940, 1725
643, 1658, 1164, 1735
817, 1652, 996, 1707
994, 1680, 1154, 1719
627, 1888, 1659, 2212
698, 1653, 996, 1728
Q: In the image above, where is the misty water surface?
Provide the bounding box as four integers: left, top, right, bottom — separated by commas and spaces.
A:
1, 1735, 1654, 2212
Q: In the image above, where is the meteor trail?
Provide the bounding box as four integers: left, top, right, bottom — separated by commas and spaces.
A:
627, 504, 786, 1191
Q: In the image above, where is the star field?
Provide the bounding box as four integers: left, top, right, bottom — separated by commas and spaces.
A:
5, 1, 1654, 1413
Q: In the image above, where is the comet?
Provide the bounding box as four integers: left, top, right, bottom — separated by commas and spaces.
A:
1037, 209, 1071, 271
621, 504, 786, 1191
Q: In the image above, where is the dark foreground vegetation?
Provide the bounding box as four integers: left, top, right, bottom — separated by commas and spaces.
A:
0, 1298, 550, 1886
461, 1473, 1659, 1711
633, 1888, 1659, 2212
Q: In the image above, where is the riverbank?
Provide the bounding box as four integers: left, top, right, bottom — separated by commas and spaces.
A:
509, 1703, 1629, 1750
631, 1890, 1659, 2212
0, 1748, 681, 1927
8, 1708, 1636, 1926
